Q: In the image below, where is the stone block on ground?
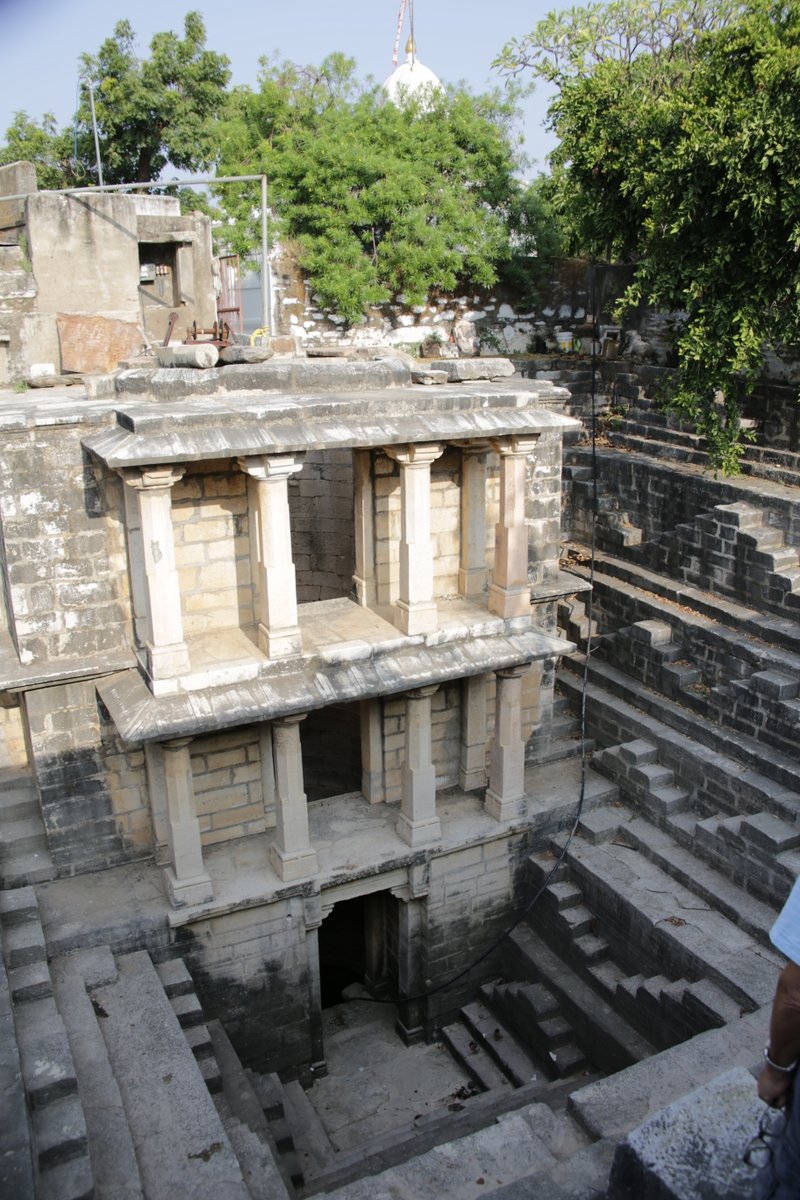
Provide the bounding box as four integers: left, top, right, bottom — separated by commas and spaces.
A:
439, 359, 517, 381
607, 1067, 763, 1200
156, 344, 219, 369
218, 345, 274, 365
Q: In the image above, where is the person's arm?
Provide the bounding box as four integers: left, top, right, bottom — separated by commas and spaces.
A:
758, 961, 800, 1107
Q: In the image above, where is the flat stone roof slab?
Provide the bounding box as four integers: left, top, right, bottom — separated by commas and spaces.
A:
83, 383, 578, 468
98, 624, 569, 744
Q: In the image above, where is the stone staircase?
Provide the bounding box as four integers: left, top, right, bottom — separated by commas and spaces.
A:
0, 769, 54, 888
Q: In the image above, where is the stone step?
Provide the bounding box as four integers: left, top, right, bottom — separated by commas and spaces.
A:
561, 835, 781, 1011
217, 1108, 287, 1200
0, 779, 40, 821
507, 925, 655, 1076
0, 815, 48, 856
559, 659, 800, 810
460, 1001, 540, 1087
208, 1021, 293, 1200
1, 914, 46, 969
0, 937, 36, 1200
441, 1020, 514, 1093
15, 1005, 79, 1112
155, 957, 195, 998
568, 1007, 767, 1144
51, 947, 143, 1200
91, 950, 251, 1200
618, 811, 780, 944
0, 884, 39, 926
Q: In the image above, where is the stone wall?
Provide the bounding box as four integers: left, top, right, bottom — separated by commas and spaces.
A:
181, 893, 311, 1073
190, 729, 271, 848
174, 462, 253, 636
289, 449, 355, 603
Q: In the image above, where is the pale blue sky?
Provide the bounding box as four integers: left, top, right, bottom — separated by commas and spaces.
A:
0, 0, 563, 170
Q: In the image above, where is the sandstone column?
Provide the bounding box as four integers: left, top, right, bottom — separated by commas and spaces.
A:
360, 698, 385, 804
396, 684, 441, 847
489, 437, 539, 619
391, 886, 426, 1045
304, 895, 327, 1078
121, 466, 189, 687
460, 673, 488, 791
352, 448, 376, 608
162, 736, 213, 907
459, 443, 489, 598
385, 443, 444, 635
269, 713, 318, 881
239, 453, 305, 659
485, 664, 529, 822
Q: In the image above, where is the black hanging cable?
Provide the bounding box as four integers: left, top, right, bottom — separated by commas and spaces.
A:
347, 272, 601, 1010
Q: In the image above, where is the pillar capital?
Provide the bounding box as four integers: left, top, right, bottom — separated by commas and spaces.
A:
490, 435, 539, 459
162, 736, 194, 752
495, 662, 530, 681
237, 452, 305, 483
404, 684, 439, 701
120, 464, 186, 492
273, 712, 308, 730
384, 442, 444, 468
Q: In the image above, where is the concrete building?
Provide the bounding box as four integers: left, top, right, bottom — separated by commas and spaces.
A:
0, 161, 216, 386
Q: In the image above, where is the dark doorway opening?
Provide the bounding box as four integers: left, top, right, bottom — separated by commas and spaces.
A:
318, 892, 393, 1009
319, 895, 366, 1008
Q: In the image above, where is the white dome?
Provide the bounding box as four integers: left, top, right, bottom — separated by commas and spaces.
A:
383, 45, 443, 109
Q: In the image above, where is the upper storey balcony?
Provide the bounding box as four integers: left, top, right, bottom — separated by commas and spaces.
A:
82, 364, 579, 743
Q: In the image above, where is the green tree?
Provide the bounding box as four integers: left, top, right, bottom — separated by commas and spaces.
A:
216, 55, 531, 323
0, 112, 77, 189
496, 0, 800, 473
0, 12, 230, 189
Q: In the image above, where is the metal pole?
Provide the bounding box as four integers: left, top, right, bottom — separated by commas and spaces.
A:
261, 174, 270, 332
87, 82, 104, 189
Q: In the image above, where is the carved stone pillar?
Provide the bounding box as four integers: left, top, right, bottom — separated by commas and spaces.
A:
384, 443, 444, 635
489, 437, 539, 619
459, 443, 489, 598
304, 894, 327, 1078
460, 673, 488, 792
485, 664, 529, 822
396, 684, 441, 847
391, 886, 426, 1045
269, 714, 318, 881
360, 698, 384, 804
239, 453, 305, 659
352, 448, 376, 608
161, 736, 213, 907
121, 465, 189, 687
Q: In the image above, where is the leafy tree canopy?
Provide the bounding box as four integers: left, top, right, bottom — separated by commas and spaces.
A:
496, 0, 800, 473
215, 54, 539, 323
0, 12, 229, 188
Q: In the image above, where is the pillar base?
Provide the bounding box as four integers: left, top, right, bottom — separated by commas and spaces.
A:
143, 640, 191, 691
484, 788, 525, 823
488, 583, 531, 619
458, 566, 487, 598
270, 842, 318, 882
394, 599, 438, 636
163, 867, 214, 909
396, 812, 441, 847
394, 1015, 425, 1046
459, 765, 488, 792
258, 622, 302, 660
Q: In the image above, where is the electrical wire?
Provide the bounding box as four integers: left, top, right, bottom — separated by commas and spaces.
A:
347, 272, 601, 1011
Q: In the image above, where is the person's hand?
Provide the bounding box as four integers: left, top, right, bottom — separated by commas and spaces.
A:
758, 1063, 793, 1108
